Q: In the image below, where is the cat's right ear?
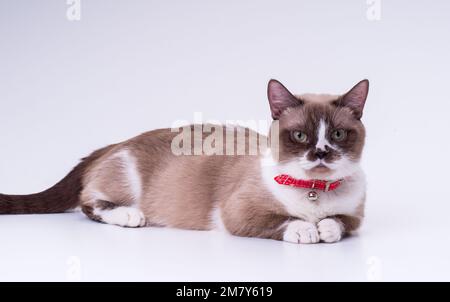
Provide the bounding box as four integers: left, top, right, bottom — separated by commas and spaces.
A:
338, 79, 369, 119
267, 79, 301, 120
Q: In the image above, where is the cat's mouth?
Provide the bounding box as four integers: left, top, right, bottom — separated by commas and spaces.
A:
309, 163, 331, 173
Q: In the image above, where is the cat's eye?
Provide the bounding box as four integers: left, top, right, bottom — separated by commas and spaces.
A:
291, 131, 308, 143
331, 129, 347, 142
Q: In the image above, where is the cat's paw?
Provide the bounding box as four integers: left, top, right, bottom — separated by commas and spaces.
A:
283, 220, 319, 244
317, 218, 344, 243
99, 206, 146, 228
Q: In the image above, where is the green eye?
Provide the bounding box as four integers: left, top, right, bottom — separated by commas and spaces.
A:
331, 129, 347, 142
291, 131, 308, 143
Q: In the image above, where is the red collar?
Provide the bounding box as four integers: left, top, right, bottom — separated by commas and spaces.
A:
274, 174, 343, 192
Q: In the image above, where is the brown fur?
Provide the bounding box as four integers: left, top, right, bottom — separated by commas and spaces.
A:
336, 201, 365, 233
80, 126, 286, 232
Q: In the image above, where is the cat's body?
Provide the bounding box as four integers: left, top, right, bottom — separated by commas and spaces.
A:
0, 79, 369, 244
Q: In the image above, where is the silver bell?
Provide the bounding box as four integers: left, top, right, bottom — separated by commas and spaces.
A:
307, 191, 319, 201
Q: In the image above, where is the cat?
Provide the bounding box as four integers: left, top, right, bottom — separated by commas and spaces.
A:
0, 79, 369, 244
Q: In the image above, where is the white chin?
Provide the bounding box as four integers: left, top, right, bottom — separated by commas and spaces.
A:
323, 159, 360, 179
300, 157, 360, 180
276, 157, 360, 180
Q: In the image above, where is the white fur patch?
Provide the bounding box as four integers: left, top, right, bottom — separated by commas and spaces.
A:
210, 206, 227, 232
89, 191, 110, 204
260, 150, 365, 224
317, 218, 344, 243
283, 220, 319, 244
113, 149, 142, 202
316, 119, 331, 150
94, 206, 146, 227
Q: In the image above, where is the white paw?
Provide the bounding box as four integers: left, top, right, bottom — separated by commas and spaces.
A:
317, 218, 344, 243
99, 207, 146, 228
283, 220, 319, 244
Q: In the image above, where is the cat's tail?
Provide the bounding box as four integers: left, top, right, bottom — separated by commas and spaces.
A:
0, 145, 113, 214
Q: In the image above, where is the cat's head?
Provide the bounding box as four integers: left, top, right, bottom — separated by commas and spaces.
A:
267, 79, 368, 180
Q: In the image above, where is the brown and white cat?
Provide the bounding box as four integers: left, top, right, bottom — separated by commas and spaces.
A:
0, 79, 369, 244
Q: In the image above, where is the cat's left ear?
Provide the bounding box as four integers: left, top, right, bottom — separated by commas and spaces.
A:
338, 79, 369, 119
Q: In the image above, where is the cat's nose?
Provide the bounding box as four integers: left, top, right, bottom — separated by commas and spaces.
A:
314, 149, 328, 159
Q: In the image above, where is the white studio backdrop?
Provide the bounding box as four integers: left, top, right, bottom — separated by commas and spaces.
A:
0, 0, 450, 281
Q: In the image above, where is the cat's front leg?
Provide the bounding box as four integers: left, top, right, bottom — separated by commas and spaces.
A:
282, 220, 320, 244
285, 216, 361, 244
317, 218, 345, 243
317, 215, 362, 243
221, 201, 320, 244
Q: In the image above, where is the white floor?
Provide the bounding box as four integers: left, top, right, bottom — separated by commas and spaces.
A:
1, 203, 449, 282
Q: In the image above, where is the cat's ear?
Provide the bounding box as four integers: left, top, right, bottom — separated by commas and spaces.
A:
338, 79, 369, 119
267, 79, 301, 120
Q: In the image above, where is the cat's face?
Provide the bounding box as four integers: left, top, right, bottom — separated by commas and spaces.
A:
268, 80, 368, 179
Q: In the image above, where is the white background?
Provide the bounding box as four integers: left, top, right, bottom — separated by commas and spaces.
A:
1, 0, 450, 281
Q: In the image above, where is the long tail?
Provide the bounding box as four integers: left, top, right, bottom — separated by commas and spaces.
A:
0, 145, 113, 214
